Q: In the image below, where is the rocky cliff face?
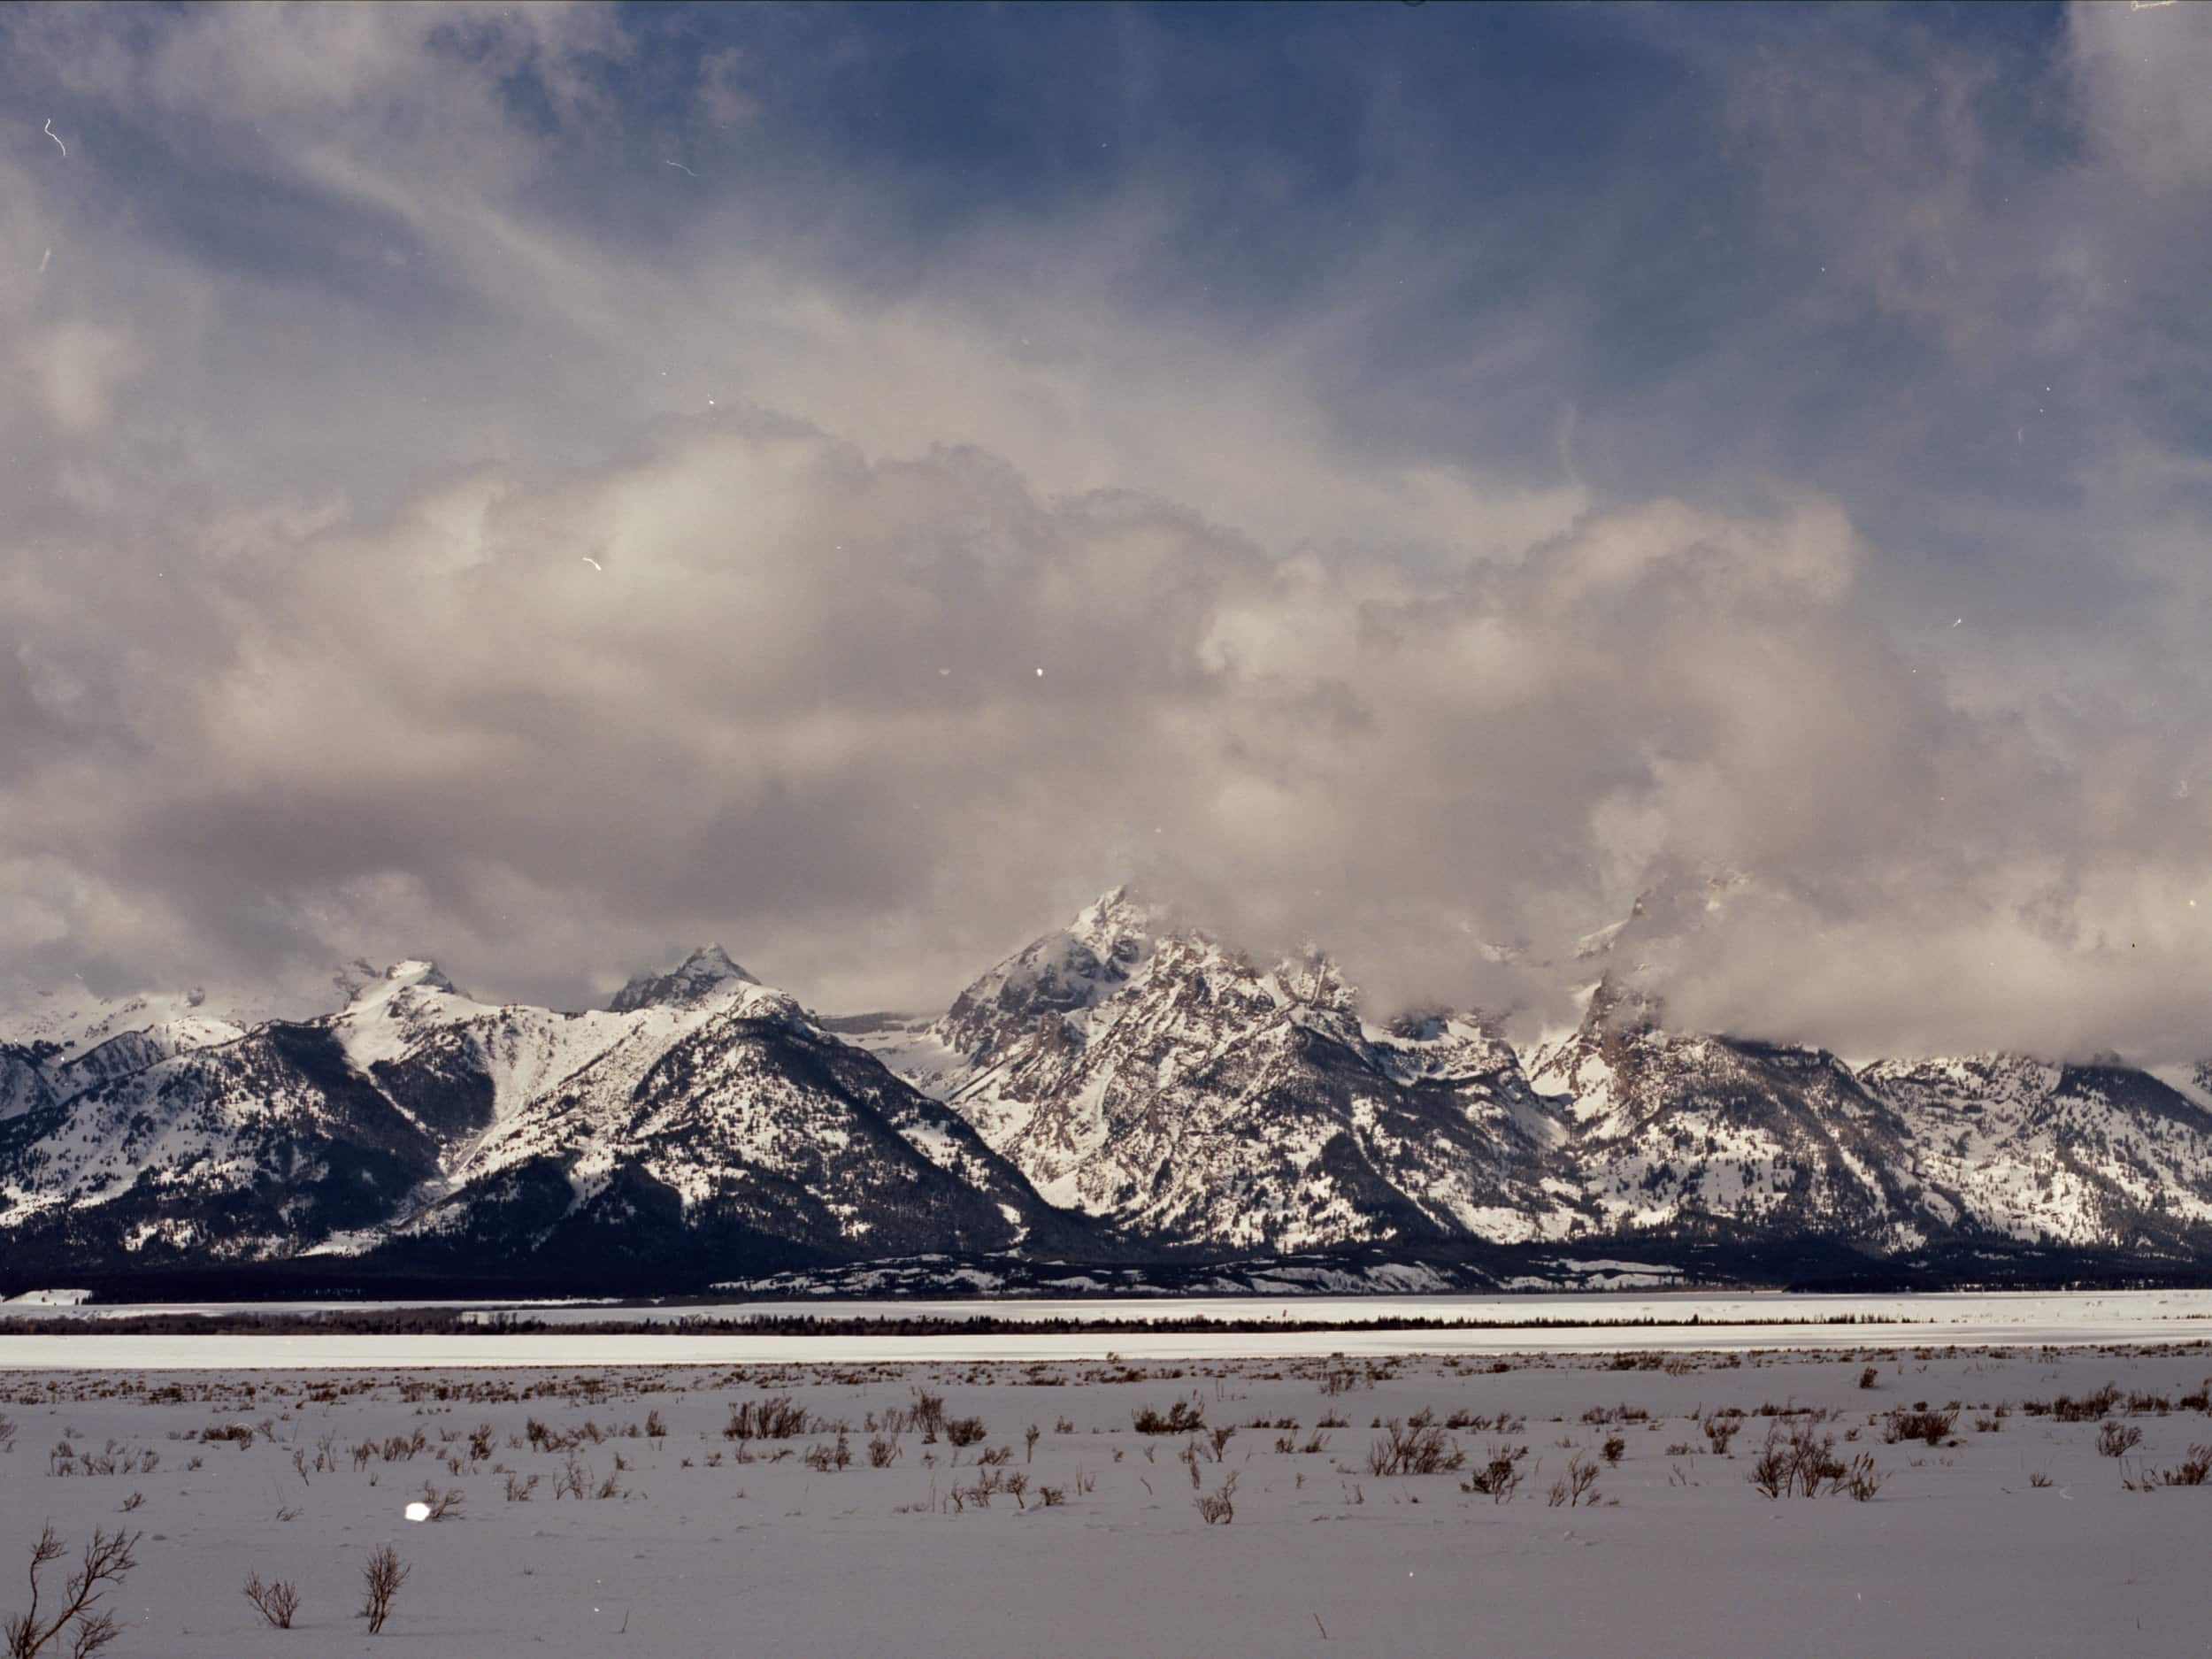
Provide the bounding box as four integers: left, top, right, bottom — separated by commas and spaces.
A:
868, 894, 2212, 1264
855, 894, 1572, 1251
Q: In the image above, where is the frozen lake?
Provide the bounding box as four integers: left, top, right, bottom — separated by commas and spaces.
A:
4, 1289, 2209, 1369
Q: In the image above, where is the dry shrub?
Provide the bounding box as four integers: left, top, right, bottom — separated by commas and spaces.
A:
802, 1432, 854, 1473
1748, 1423, 1847, 1499
1839, 1454, 1888, 1501
1547, 1453, 1601, 1509
4, 1525, 139, 1658
910, 1390, 947, 1441
359, 1545, 409, 1635
418, 1483, 465, 1521
725, 1397, 810, 1442
1194, 1471, 1239, 1525
2097, 1421, 2144, 1458
1883, 1408, 1957, 1448
1461, 1444, 1527, 1502
2160, 1446, 2212, 1486
1132, 1401, 1205, 1436
2028, 1385, 2120, 1424
1369, 1413, 1464, 1478
242, 1570, 300, 1629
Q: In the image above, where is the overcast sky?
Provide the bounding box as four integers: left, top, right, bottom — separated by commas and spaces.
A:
4, 2, 2211, 1058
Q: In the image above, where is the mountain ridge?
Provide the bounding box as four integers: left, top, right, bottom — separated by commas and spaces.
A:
6, 901, 2212, 1294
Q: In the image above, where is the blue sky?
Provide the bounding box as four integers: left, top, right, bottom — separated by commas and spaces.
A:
4, 2, 2212, 1058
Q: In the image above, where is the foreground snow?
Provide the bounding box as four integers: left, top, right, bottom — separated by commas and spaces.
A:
2, 1346, 2209, 1655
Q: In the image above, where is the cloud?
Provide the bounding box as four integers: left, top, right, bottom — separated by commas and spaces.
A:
2067, 0, 2212, 197
3, 4, 2212, 1064
27, 319, 144, 432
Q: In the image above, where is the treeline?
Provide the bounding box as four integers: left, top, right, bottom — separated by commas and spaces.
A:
0, 1308, 1909, 1338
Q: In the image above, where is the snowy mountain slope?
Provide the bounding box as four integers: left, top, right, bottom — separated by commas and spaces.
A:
858, 891, 2212, 1265
0, 949, 1100, 1286
1856, 1056, 2212, 1249
387, 974, 1072, 1265
0, 979, 274, 1135
0, 982, 264, 1065
323, 959, 719, 1149
47, 1016, 254, 1102
7, 905, 2212, 1288
1530, 979, 1937, 1249
0, 984, 257, 1125
0, 1019, 442, 1264
1525, 978, 2212, 1256
872, 895, 1579, 1252
0, 1048, 55, 1125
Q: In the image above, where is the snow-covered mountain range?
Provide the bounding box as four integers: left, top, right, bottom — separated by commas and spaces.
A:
7, 893, 2212, 1292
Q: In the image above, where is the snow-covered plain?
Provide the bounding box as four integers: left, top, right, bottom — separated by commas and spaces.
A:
4, 1343, 2211, 1655
4, 1290, 2212, 1369
477, 1286, 2212, 1333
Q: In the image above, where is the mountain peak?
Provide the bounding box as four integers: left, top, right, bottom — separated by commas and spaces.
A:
1067, 885, 1166, 953
384, 959, 458, 992
340, 959, 466, 1013
609, 944, 757, 1012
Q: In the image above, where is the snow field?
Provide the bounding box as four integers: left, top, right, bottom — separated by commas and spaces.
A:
3, 1343, 2211, 1655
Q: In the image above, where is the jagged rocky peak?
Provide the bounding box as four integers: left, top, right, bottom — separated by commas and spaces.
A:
1270, 944, 1361, 1013
331, 956, 461, 1002
349, 959, 463, 1000
999, 887, 1162, 1004
388, 958, 459, 992
937, 887, 1164, 1052
1067, 885, 1162, 956
937, 889, 1419, 1072
608, 943, 758, 1012
1586, 972, 1663, 1033
334, 960, 472, 1033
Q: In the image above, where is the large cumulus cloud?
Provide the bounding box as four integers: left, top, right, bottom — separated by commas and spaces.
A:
4, 2, 2212, 1060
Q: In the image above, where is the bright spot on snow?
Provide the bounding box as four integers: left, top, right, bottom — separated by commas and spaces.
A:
403, 1502, 431, 1522
580, 557, 603, 572
1035, 667, 1044, 677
